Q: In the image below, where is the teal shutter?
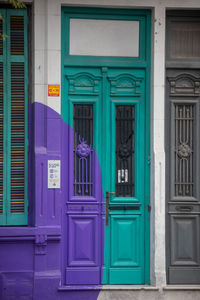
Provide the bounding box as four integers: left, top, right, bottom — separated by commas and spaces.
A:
0, 9, 28, 226
0, 9, 7, 226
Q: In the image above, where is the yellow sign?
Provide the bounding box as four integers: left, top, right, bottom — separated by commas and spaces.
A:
48, 85, 60, 97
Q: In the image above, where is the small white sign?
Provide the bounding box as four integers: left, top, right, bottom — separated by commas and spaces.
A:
125, 169, 128, 183
48, 160, 61, 189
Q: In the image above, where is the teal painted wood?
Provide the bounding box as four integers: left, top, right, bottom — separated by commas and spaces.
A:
6, 9, 11, 225
61, 7, 151, 284
102, 68, 146, 284
144, 11, 151, 284
0, 9, 28, 226
0, 9, 7, 225
62, 7, 150, 68
109, 215, 143, 284
8, 9, 28, 225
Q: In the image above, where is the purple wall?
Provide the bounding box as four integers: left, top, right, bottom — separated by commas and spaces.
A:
0, 102, 104, 300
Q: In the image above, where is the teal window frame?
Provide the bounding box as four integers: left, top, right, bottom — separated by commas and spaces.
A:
62, 7, 150, 68
0, 8, 28, 226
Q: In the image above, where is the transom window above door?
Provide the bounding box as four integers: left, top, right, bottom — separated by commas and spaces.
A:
69, 19, 139, 57
62, 7, 150, 63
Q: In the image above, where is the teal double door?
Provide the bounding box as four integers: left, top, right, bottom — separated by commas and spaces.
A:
65, 65, 150, 285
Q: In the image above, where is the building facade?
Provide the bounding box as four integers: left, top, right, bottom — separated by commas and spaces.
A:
0, 0, 200, 299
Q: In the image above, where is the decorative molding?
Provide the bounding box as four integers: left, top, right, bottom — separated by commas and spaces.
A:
35, 234, 47, 255
109, 74, 142, 96
177, 143, 192, 159
67, 72, 101, 95
168, 74, 200, 96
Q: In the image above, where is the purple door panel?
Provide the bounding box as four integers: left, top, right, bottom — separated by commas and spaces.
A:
68, 215, 98, 267
64, 100, 104, 286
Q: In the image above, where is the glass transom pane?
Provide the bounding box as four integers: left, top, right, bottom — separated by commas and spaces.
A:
169, 21, 200, 59
69, 19, 139, 57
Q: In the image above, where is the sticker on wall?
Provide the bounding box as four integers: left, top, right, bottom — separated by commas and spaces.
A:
48, 160, 61, 188
48, 84, 60, 97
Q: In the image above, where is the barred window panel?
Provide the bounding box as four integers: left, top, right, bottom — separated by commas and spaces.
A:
115, 105, 135, 197
174, 104, 194, 197
73, 104, 94, 197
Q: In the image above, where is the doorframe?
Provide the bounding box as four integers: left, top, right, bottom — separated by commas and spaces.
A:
61, 6, 151, 285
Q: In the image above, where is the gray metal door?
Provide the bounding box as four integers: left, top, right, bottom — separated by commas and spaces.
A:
166, 69, 200, 284
166, 12, 200, 284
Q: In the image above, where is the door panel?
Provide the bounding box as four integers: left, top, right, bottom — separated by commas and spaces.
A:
65, 67, 148, 285
103, 68, 146, 284
166, 69, 200, 284
170, 215, 199, 265
65, 67, 103, 285
110, 215, 140, 267
68, 215, 98, 266
109, 268, 143, 285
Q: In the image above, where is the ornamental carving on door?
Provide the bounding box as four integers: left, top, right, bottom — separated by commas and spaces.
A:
109, 74, 142, 96
168, 74, 200, 96
177, 142, 192, 158
67, 73, 101, 95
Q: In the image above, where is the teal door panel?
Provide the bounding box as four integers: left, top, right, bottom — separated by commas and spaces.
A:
103, 68, 146, 284
109, 268, 143, 285
110, 215, 141, 267
63, 66, 149, 285
109, 214, 143, 283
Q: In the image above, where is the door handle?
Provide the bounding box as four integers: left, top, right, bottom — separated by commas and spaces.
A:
106, 191, 115, 226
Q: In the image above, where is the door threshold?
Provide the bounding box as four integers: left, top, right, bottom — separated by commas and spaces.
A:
58, 285, 159, 291
163, 285, 200, 291
102, 285, 158, 290
58, 285, 101, 291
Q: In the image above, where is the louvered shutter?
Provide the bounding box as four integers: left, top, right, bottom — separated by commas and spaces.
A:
0, 63, 3, 218
0, 9, 28, 226
0, 10, 6, 225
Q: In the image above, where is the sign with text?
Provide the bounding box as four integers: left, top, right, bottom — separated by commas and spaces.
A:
48, 85, 60, 97
48, 160, 61, 189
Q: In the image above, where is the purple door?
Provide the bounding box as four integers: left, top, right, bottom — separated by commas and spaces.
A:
64, 69, 104, 285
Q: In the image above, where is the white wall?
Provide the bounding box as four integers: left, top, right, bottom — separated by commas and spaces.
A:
34, 0, 200, 288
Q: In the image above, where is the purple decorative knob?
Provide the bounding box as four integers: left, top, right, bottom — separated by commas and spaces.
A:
76, 139, 91, 158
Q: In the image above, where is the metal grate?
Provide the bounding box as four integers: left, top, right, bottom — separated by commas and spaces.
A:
0, 63, 3, 214
73, 104, 93, 196
10, 63, 25, 213
115, 105, 135, 197
174, 104, 194, 197
10, 16, 24, 55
